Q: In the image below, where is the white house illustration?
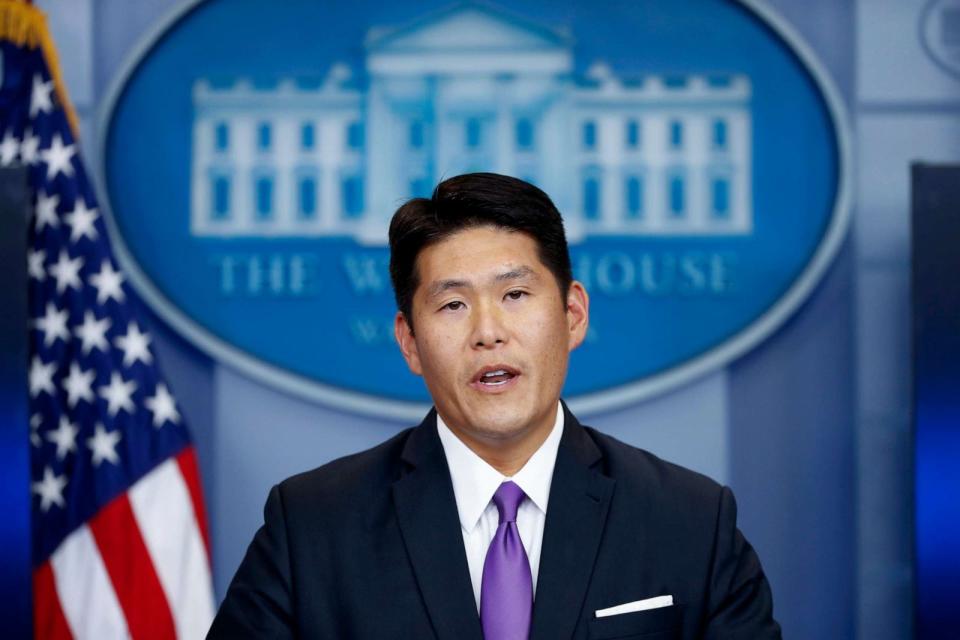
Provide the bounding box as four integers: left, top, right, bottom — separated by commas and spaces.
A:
190, 2, 752, 243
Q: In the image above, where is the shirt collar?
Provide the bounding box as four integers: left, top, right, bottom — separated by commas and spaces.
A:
436, 401, 564, 533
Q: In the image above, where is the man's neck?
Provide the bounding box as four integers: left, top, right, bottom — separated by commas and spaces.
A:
440, 405, 559, 477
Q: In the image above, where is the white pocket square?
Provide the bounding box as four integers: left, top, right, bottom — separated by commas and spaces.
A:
595, 595, 674, 618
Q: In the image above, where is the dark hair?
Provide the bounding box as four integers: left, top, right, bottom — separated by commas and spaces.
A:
388, 172, 573, 329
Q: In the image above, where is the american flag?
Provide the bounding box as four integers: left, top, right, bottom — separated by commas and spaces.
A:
1, 3, 215, 638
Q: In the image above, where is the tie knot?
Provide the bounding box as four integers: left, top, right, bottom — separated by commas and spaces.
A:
492, 481, 526, 523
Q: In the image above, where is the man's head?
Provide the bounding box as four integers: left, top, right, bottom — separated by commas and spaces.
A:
389, 173, 574, 328
389, 173, 589, 452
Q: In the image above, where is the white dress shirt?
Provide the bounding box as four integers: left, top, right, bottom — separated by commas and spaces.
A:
436, 402, 564, 611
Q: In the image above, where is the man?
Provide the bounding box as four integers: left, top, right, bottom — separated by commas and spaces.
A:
209, 173, 781, 639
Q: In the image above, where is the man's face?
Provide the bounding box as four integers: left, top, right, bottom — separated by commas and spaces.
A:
394, 225, 589, 446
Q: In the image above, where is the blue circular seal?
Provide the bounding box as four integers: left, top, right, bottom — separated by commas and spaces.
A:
99, 0, 851, 419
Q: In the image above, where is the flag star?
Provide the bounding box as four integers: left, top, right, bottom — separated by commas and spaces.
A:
115, 322, 153, 367
30, 74, 55, 117
49, 249, 84, 294
99, 371, 136, 417
28, 248, 46, 281
33, 302, 70, 347
89, 260, 125, 304
63, 362, 95, 408
40, 133, 76, 180
146, 383, 180, 428
30, 414, 43, 448
74, 310, 111, 355
35, 192, 60, 231
32, 466, 67, 512
0, 129, 19, 165
20, 129, 39, 165
64, 198, 99, 242
87, 423, 121, 467
29, 356, 57, 397
46, 416, 79, 460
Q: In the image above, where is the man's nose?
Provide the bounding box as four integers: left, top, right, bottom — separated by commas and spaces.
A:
471, 300, 508, 348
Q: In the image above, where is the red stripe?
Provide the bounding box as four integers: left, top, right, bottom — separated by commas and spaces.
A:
87, 493, 177, 640
176, 446, 212, 561
33, 561, 73, 640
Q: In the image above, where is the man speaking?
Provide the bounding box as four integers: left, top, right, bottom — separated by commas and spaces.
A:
208, 173, 781, 639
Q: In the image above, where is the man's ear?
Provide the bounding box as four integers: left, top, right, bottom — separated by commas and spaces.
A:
394, 311, 423, 376
565, 281, 589, 352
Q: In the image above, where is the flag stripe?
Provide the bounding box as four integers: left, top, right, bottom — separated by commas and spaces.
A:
176, 446, 212, 559
129, 455, 216, 639
87, 493, 177, 640
32, 561, 73, 640
49, 525, 129, 640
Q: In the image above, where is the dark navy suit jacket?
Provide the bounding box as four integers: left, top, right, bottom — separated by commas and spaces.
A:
208, 403, 781, 639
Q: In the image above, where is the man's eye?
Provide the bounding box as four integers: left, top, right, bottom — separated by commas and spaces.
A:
505, 290, 527, 301
443, 301, 465, 311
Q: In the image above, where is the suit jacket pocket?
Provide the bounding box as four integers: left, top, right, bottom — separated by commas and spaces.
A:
588, 603, 683, 640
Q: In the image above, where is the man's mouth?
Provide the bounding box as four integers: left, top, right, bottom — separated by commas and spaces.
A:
472, 365, 520, 388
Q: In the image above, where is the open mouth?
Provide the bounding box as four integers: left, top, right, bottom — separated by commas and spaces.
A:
472, 365, 520, 388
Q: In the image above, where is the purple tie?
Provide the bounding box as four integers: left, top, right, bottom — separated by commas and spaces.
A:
480, 481, 533, 640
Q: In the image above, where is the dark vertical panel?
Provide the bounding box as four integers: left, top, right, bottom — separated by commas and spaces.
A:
729, 239, 857, 639
911, 163, 960, 637
0, 166, 32, 639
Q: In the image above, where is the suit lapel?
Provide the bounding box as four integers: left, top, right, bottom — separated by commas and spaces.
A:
392, 411, 484, 640
530, 404, 615, 640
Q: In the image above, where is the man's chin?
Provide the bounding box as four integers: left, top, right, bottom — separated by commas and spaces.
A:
464, 406, 541, 442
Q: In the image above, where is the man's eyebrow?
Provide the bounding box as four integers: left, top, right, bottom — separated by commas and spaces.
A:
425, 278, 472, 300
494, 265, 538, 283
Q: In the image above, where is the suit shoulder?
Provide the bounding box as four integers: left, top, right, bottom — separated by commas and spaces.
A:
585, 426, 725, 509
274, 426, 412, 511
